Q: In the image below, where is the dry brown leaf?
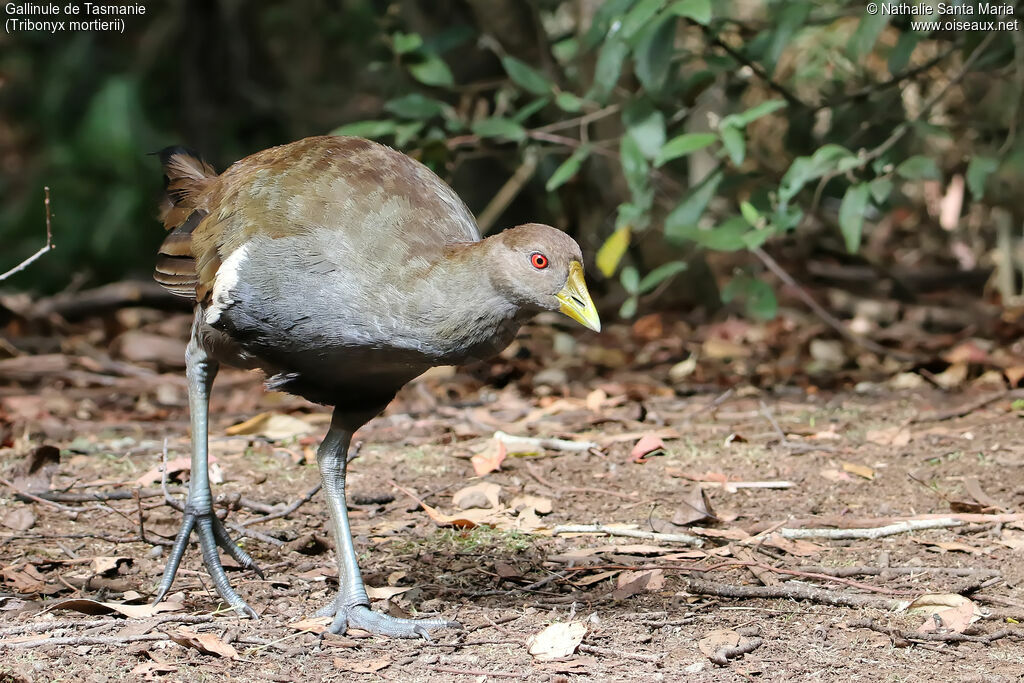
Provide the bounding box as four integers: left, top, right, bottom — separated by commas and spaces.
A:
612, 569, 665, 599
841, 462, 875, 480
170, 627, 238, 659
911, 538, 983, 555
288, 616, 331, 634
671, 486, 715, 526
511, 494, 553, 515
365, 585, 413, 601
470, 438, 507, 476
932, 362, 969, 390
130, 661, 179, 678
697, 629, 741, 658
630, 434, 667, 463
452, 482, 501, 510
865, 427, 911, 447
333, 657, 391, 673
758, 533, 823, 557
574, 570, 621, 586
90, 556, 131, 575
819, 468, 853, 483
47, 598, 183, 619
225, 412, 314, 440
1, 507, 36, 531
702, 338, 750, 359
527, 622, 587, 660
135, 456, 218, 487
908, 594, 979, 634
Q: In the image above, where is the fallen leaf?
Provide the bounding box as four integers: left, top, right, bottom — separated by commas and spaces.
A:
1, 507, 36, 531
612, 569, 665, 599
90, 556, 131, 575
225, 412, 314, 440
865, 427, 911, 447
911, 538, 983, 555
630, 434, 667, 464
932, 362, 969, 390
289, 617, 331, 634
130, 661, 178, 678
574, 570, 621, 586
510, 495, 553, 515
171, 627, 238, 659
819, 468, 853, 483
907, 593, 979, 634
527, 622, 587, 660
333, 657, 391, 673
697, 629, 741, 658
962, 477, 1004, 511
366, 585, 413, 601
755, 533, 822, 557
135, 456, 218, 487
470, 438, 507, 476
452, 482, 501, 510
842, 462, 875, 480
671, 486, 715, 526
46, 598, 183, 619
702, 338, 750, 359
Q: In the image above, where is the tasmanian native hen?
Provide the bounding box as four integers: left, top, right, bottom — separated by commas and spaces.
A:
150, 135, 600, 637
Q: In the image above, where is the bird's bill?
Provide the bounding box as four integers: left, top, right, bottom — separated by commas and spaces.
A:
556, 261, 601, 332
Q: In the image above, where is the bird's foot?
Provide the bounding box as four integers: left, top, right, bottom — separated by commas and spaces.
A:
315, 599, 460, 639
152, 506, 262, 619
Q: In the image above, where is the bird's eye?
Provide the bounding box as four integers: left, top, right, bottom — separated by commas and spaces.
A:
530, 252, 549, 269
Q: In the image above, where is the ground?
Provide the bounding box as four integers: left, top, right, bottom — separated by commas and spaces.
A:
1, 311, 1023, 681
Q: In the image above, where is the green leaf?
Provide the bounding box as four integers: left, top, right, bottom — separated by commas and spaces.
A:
778, 144, 854, 204
740, 200, 760, 226
329, 120, 398, 138
620, 135, 650, 199
392, 32, 423, 55
766, 2, 811, 74
619, 296, 639, 319
546, 146, 592, 191
597, 225, 632, 277
501, 56, 552, 95
896, 155, 941, 181
722, 275, 777, 320
693, 216, 749, 251
621, 0, 665, 39
512, 97, 551, 123
589, 39, 629, 103
638, 261, 687, 293
621, 265, 640, 294
471, 117, 526, 142
888, 30, 921, 74
408, 54, 455, 87
582, 0, 634, 49
634, 15, 677, 94
384, 94, 446, 120
720, 125, 745, 165
617, 201, 652, 232
555, 91, 584, 112
394, 121, 424, 147
966, 156, 999, 200
665, 0, 711, 24
868, 177, 893, 204
838, 183, 870, 253
664, 170, 723, 240
847, 12, 889, 62
655, 132, 717, 166
721, 99, 787, 129
623, 99, 666, 160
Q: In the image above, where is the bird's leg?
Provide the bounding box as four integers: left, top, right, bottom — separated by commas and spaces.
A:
315, 413, 460, 638
152, 319, 260, 618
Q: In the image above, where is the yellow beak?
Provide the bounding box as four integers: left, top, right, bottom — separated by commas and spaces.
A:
556, 261, 601, 332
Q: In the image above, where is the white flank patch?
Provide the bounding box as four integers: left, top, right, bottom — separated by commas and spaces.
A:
205, 242, 250, 325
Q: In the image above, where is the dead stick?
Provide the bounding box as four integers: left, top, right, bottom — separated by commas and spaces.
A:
911, 389, 1024, 423
710, 637, 763, 666
680, 578, 903, 610
0, 186, 55, 282
849, 618, 1021, 645
579, 643, 663, 662
553, 523, 704, 547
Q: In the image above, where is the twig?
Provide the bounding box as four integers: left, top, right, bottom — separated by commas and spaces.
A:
0, 186, 55, 282
778, 518, 972, 540
758, 400, 835, 454
794, 566, 1000, 579
552, 523, 704, 547
0, 477, 88, 515
238, 483, 322, 527
680, 578, 902, 610
849, 618, 1022, 645
911, 389, 1024, 423
496, 431, 598, 453
0, 614, 212, 638
753, 247, 919, 362
709, 636, 763, 666
477, 149, 538, 234
421, 665, 524, 679
1, 632, 168, 650
578, 643, 663, 663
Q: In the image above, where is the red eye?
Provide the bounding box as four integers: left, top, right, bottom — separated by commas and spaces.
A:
531, 252, 549, 269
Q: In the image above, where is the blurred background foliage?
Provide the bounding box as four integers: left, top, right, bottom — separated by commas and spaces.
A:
2, 0, 1023, 325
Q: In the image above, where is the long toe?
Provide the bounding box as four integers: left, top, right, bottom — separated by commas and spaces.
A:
338, 604, 462, 639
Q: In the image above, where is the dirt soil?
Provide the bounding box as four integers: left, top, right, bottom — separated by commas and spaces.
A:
2, 313, 1024, 682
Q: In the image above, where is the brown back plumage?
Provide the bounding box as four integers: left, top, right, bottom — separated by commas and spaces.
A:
154, 146, 217, 299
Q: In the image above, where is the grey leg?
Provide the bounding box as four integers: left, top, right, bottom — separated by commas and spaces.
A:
152, 319, 260, 618
316, 412, 460, 638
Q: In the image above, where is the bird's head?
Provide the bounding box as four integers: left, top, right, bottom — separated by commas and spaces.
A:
487, 223, 601, 332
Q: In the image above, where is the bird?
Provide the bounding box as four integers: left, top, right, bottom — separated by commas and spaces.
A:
149, 135, 600, 638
